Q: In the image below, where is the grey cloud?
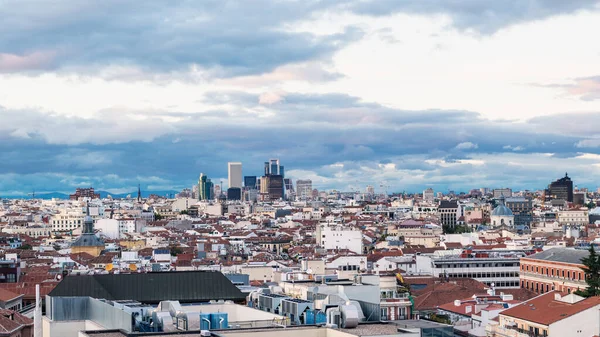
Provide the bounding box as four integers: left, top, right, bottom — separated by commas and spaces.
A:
347, 0, 599, 34
0, 1, 362, 76
1, 92, 599, 194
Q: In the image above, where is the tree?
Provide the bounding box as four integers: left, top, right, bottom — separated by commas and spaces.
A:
154, 212, 163, 220
575, 245, 600, 297
19, 244, 32, 250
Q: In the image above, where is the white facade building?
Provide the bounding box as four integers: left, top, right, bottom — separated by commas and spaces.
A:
228, 162, 243, 189
317, 224, 363, 254
422, 188, 435, 202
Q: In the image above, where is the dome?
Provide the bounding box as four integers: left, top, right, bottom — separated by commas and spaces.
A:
491, 204, 513, 217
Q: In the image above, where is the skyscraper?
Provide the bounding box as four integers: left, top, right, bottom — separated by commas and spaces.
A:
228, 162, 242, 189
547, 173, 574, 202
296, 179, 313, 199
244, 176, 257, 189
198, 173, 214, 201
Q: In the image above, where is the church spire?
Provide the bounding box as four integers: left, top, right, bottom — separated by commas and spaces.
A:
137, 184, 142, 202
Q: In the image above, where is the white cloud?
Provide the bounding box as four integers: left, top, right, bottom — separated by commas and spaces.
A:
576, 139, 600, 148
455, 142, 478, 150
259, 91, 286, 105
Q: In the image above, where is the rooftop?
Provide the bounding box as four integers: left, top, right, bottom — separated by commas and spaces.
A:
500, 291, 600, 325
48, 270, 245, 303
524, 248, 589, 265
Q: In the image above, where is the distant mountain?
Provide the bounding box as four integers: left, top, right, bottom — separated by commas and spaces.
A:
1, 190, 179, 200
97, 190, 179, 199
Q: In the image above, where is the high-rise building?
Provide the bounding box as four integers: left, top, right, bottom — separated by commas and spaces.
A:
267, 159, 281, 176
227, 187, 241, 201
228, 162, 243, 189
423, 188, 434, 202
284, 178, 293, 199
296, 179, 313, 199
244, 176, 257, 189
366, 185, 375, 195
546, 173, 574, 202
267, 175, 284, 201
198, 173, 214, 201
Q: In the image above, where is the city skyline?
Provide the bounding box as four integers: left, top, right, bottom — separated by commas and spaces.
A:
2, 2, 600, 195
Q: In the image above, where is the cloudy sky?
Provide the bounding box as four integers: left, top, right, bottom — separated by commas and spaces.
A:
1, 0, 600, 196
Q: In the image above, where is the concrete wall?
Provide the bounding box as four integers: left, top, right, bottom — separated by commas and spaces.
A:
183, 303, 284, 322
550, 304, 600, 337
43, 318, 103, 337
220, 327, 356, 337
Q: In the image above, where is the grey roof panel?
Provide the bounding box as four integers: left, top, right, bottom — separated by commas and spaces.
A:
48, 271, 245, 303
526, 248, 589, 265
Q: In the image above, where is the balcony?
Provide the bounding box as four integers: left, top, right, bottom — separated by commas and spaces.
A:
486, 324, 546, 337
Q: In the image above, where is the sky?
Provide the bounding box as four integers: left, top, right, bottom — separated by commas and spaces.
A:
1, 0, 600, 196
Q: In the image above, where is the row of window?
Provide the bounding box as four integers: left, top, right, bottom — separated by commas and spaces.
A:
446, 272, 519, 278
436, 262, 519, 268
482, 280, 519, 287
521, 264, 584, 281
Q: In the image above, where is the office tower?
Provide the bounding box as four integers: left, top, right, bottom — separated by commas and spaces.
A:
228, 162, 243, 189
280, 166, 285, 178
267, 175, 284, 201
227, 187, 241, 201
198, 173, 214, 201
264, 162, 270, 176
546, 173, 574, 202
244, 176, 257, 189
296, 179, 313, 199
284, 178, 293, 199
269, 159, 280, 176
366, 185, 375, 195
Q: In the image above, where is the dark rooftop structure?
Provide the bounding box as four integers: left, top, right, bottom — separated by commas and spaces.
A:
48, 271, 245, 303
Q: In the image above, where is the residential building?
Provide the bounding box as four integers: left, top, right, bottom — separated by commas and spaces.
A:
557, 209, 589, 226
486, 291, 600, 337
296, 179, 313, 200
423, 188, 434, 202
69, 187, 100, 200
505, 197, 533, 227
438, 200, 459, 228
317, 223, 363, 254
493, 188, 512, 199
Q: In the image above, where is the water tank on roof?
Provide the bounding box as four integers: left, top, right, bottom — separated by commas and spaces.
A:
210, 313, 228, 329
200, 313, 211, 330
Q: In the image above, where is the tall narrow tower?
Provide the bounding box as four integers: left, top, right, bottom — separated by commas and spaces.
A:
228, 162, 243, 189
137, 184, 142, 202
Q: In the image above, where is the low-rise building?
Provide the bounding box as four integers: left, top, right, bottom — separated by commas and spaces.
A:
519, 248, 588, 294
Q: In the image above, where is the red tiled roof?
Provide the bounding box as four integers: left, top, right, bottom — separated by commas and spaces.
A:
501, 291, 600, 325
